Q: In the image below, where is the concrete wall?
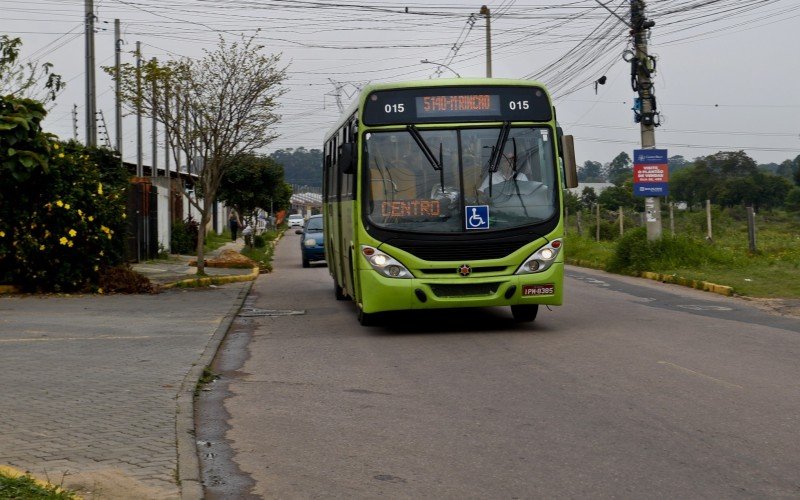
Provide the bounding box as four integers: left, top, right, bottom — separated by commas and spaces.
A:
152, 178, 172, 253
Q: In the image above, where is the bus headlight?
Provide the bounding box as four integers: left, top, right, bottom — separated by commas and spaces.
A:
515, 239, 562, 275
361, 245, 412, 279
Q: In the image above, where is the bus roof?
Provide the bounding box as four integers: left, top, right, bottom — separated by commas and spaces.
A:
323, 78, 551, 140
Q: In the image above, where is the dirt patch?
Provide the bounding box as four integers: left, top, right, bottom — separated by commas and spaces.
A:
189, 250, 256, 269
64, 469, 178, 499
744, 297, 800, 319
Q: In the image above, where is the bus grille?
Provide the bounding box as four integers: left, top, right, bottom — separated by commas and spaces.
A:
393, 241, 525, 261
429, 283, 500, 298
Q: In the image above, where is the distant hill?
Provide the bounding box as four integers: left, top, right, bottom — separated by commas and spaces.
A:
269, 147, 323, 188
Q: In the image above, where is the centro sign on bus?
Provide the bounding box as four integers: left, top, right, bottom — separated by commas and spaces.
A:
633, 148, 669, 197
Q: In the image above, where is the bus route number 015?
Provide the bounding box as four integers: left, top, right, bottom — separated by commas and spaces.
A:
384, 103, 405, 113
509, 100, 530, 111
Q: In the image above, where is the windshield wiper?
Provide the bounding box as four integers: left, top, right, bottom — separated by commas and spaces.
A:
407, 125, 445, 193
484, 121, 511, 198
488, 121, 511, 174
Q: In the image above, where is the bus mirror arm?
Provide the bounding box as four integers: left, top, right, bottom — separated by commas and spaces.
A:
561, 134, 578, 188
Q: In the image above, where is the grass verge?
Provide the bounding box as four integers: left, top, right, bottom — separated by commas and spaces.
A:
0, 469, 77, 499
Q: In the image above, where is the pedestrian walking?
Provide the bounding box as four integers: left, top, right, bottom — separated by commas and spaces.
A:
229, 210, 240, 241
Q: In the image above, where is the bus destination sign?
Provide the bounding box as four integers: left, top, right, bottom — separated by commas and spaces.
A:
363, 86, 552, 125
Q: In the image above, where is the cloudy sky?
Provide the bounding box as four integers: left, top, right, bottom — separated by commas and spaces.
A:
3, 0, 799, 169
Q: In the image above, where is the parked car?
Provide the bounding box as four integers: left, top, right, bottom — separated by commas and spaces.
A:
287, 213, 305, 228
299, 214, 324, 268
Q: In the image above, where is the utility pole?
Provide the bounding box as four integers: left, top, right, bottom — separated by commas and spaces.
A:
151, 58, 158, 177
72, 104, 79, 141
84, 0, 97, 146
480, 5, 492, 78
630, 0, 662, 240
114, 18, 123, 160
136, 41, 143, 177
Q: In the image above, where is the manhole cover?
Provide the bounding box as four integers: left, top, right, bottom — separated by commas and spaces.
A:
239, 308, 306, 317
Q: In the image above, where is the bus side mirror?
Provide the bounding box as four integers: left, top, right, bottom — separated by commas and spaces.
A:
340, 142, 356, 174
561, 135, 578, 188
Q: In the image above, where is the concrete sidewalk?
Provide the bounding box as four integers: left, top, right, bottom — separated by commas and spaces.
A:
0, 237, 260, 498
132, 238, 256, 289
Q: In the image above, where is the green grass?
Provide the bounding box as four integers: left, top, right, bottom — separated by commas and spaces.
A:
204, 229, 232, 253
240, 229, 279, 273
565, 209, 800, 298
0, 472, 76, 499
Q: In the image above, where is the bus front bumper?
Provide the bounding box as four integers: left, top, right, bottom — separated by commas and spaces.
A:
358, 263, 564, 314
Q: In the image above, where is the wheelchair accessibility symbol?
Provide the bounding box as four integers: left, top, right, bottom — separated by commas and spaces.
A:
465, 205, 489, 230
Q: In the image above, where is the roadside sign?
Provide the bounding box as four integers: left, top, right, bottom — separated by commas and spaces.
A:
633, 148, 669, 197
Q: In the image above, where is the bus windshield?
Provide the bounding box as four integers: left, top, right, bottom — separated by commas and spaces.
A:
364, 126, 558, 233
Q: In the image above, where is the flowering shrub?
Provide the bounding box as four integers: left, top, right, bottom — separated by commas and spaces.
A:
0, 95, 128, 292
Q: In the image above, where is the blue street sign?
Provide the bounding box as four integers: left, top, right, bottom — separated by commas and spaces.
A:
634, 182, 669, 196
634, 149, 668, 164
465, 205, 490, 230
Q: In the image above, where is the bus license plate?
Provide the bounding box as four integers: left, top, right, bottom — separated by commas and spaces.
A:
522, 284, 554, 296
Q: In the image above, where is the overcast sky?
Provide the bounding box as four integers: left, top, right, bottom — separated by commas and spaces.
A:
3, 0, 799, 169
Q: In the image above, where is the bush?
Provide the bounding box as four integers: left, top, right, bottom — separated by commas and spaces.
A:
171, 217, 199, 254
607, 227, 715, 274
253, 234, 266, 248
1, 95, 129, 292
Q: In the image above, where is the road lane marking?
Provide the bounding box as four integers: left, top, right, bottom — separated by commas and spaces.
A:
658, 361, 743, 389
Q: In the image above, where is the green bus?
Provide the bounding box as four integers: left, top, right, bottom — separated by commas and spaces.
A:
323, 78, 577, 326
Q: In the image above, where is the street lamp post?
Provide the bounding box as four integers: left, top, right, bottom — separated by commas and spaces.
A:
420, 59, 461, 78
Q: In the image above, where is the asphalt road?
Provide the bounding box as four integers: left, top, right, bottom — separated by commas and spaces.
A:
198, 232, 800, 498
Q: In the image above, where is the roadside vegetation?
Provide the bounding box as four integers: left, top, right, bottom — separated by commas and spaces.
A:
565, 205, 800, 298
0, 470, 76, 500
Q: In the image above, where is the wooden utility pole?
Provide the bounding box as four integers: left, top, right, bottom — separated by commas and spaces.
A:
480, 5, 492, 78
136, 41, 143, 177
631, 0, 662, 241
114, 19, 123, 160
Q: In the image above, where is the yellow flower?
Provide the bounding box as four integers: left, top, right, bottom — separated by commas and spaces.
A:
93, 265, 99, 271
64, 203, 71, 210
68, 241, 74, 247
122, 213, 127, 219
98, 183, 103, 195
53, 143, 60, 150
88, 216, 94, 222
44, 230, 50, 238
58, 153, 65, 158
99, 250, 104, 256
39, 245, 45, 251
0, 231, 5, 238
97, 288, 104, 294
68, 229, 77, 237
56, 200, 64, 207
100, 225, 110, 234
59, 237, 68, 245
78, 209, 84, 217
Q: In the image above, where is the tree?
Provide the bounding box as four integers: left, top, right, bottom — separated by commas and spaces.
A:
577, 160, 604, 182
775, 160, 794, 180
579, 186, 597, 210
668, 155, 690, 174
794, 154, 800, 186
607, 151, 632, 186
217, 154, 291, 223
108, 35, 286, 274
270, 147, 323, 188
0, 35, 64, 103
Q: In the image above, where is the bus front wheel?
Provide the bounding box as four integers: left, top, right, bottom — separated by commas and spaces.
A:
334, 281, 348, 301
358, 307, 378, 327
511, 304, 539, 323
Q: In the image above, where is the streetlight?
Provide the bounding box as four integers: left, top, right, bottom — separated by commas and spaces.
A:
420, 59, 461, 78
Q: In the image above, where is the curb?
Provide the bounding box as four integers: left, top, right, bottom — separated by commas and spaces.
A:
0, 465, 81, 499
162, 266, 259, 289
175, 280, 254, 499
639, 271, 734, 296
